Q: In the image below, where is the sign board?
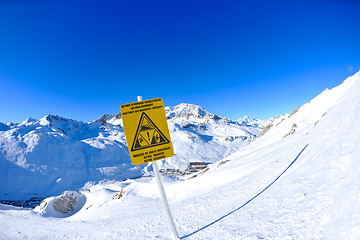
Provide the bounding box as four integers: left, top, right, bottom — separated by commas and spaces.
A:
120, 98, 174, 165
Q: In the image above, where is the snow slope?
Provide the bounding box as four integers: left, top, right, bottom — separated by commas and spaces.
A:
169, 71, 360, 239
0, 104, 267, 200
1, 71, 359, 240
164, 104, 269, 169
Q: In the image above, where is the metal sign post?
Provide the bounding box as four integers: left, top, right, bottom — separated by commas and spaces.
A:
153, 160, 179, 240
121, 96, 179, 240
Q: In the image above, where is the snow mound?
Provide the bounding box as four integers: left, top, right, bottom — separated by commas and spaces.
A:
34, 191, 86, 218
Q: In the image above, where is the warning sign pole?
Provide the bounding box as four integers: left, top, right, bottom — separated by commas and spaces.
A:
137, 96, 179, 240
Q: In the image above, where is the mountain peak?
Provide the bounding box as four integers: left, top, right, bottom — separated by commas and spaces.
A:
165, 103, 209, 119
95, 114, 112, 125
18, 117, 37, 126
238, 116, 256, 123
39, 114, 71, 126
0, 122, 10, 131
165, 103, 219, 122
94, 113, 122, 125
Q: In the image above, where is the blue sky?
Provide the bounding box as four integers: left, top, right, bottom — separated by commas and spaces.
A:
1, 0, 359, 123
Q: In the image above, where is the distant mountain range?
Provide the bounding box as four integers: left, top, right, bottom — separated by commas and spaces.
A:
0, 103, 270, 200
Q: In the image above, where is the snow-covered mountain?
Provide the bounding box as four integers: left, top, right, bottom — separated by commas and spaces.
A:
0, 114, 133, 200
1, 71, 359, 239
164, 103, 270, 169
0, 104, 268, 200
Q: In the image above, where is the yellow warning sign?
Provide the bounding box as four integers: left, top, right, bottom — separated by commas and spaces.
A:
121, 98, 174, 165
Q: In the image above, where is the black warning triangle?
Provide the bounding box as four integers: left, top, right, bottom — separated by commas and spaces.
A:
131, 112, 170, 151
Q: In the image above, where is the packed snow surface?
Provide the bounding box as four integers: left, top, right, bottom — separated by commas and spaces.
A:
1, 71, 360, 239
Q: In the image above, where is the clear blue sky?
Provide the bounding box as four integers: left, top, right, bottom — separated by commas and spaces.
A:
1, 0, 359, 123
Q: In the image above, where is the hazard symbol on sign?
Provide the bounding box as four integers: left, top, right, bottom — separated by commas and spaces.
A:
131, 112, 170, 151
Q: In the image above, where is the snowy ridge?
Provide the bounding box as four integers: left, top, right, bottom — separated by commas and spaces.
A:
255, 71, 358, 145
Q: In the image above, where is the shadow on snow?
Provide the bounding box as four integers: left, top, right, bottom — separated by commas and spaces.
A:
180, 144, 309, 239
